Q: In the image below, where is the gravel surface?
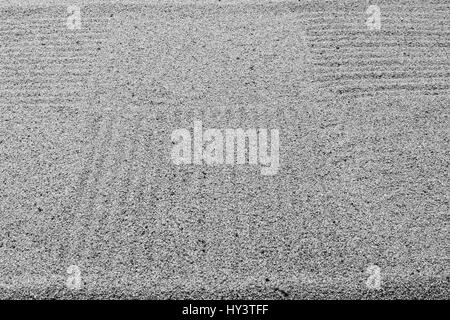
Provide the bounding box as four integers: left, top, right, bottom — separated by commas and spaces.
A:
0, 0, 448, 299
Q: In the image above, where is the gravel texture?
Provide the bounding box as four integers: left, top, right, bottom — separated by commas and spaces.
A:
0, 0, 448, 299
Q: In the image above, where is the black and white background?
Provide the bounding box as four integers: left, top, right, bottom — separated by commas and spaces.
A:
0, 0, 448, 300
